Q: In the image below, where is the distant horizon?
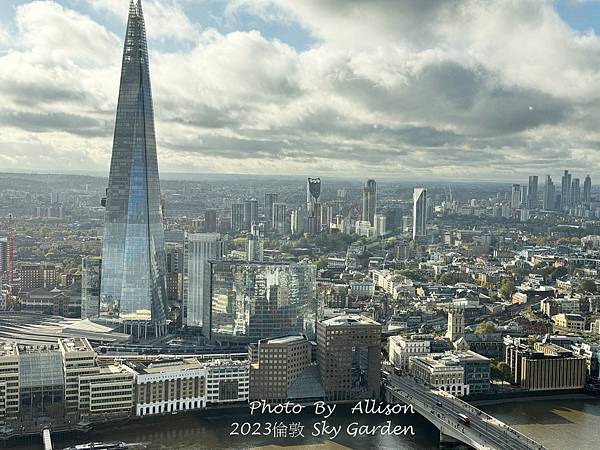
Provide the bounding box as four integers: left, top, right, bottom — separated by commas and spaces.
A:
0, 169, 593, 187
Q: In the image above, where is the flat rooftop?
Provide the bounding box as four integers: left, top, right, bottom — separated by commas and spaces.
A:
321, 314, 381, 327
59, 337, 94, 353
265, 335, 307, 345
132, 358, 202, 374
0, 342, 18, 357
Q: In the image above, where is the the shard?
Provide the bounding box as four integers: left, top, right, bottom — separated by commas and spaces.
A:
100, 0, 168, 335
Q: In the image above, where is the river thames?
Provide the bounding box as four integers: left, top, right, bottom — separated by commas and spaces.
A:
10, 396, 600, 450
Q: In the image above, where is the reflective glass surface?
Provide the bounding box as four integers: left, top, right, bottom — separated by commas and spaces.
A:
210, 261, 317, 342
100, 1, 167, 324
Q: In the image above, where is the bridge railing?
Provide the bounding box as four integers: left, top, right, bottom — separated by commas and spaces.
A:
434, 389, 546, 450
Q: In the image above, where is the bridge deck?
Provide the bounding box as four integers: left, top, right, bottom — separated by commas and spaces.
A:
385, 374, 547, 450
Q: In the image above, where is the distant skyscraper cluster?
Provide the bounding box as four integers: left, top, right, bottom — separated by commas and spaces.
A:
543, 170, 592, 213
502, 171, 593, 220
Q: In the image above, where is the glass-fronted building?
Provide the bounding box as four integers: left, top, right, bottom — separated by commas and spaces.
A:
183, 233, 224, 331
100, 0, 168, 333
19, 349, 65, 420
81, 256, 101, 319
209, 261, 317, 342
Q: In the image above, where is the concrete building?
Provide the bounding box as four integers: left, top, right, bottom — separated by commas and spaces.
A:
362, 179, 377, 226
506, 342, 586, 391
205, 359, 249, 405
132, 358, 207, 416
19, 263, 57, 291
388, 334, 431, 372
249, 335, 318, 402
78, 364, 135, 419
409, 354, 470, 397
58, 338, 98, 414
552, 313, 585, 332
451, 350, 490, 394
317, 315, 381, 401
272, 202, 287, 234
0, 342, 19, 419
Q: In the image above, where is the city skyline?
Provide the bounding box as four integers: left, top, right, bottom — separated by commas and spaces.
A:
2, 1, 600, 179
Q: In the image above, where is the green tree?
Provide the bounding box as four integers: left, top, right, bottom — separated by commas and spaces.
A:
578, 279, 596, 294
475, 321, 496, 335
316, 256, 328, 270
497, 361, 512, 382
438, 273, 459, 285
498, 279, 515, 300
550, 266, 568, 280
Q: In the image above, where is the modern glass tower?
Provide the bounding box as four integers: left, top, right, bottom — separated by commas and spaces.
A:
100, 0, 168, 334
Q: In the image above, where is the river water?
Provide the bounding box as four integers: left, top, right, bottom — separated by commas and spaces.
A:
10, 396, 600, 450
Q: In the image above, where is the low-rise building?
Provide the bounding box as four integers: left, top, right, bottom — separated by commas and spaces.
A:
506, 342, 586, 391
59, 338, 98, 414
409, 354, 469, 397
388, 334, 431, 371
552, 313, 585, 332
79, 364, 135, 419
205, 359, 249, 405
249, 335, 322, 402
132, 358, 207, 417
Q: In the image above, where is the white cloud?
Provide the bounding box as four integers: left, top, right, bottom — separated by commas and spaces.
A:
1, 0, 600, 179
87, 0, 200, 43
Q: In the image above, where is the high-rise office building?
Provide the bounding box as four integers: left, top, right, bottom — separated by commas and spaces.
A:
317, 315, 381, 401
182, 233, 223, 331
244, 199, 259, 230
412, 188, 427, 239
571, 178, 581, 206
231, 203, 245, 232
362, 179, 377, 226
165, 243, 183, 304
209, 261, 317, 342
100, 0, 168, 332
561, 170, 572, 209
528, 175, 538, 209
204, 209, 217, 233
511, 184, 521, 208
584, 175, 592, 204
264, 193, 278, 229
81, 257, 102, 320
0, 237, 7, 281
290, 209, 300, 235
321, 204, 334, 232
543, 175, 555, 210
272, 202, 287, 234
306, 177, 321, 235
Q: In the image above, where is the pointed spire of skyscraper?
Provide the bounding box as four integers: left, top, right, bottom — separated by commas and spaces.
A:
100, 0, 168, 335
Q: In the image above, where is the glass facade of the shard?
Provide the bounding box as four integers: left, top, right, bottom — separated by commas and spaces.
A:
100, 0, 168, 327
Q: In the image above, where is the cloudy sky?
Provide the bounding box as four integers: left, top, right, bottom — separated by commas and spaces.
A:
1, 0, 600, 181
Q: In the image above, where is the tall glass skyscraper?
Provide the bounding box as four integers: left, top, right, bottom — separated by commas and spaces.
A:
100, 0, 168, 333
